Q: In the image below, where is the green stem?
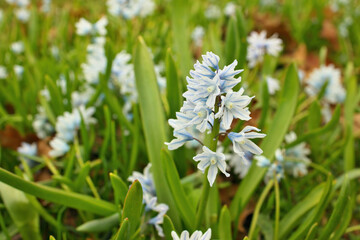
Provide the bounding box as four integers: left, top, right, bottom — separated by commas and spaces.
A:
195, 100, 221, 229
274, 177, 280, 240
248, 180, 274, 239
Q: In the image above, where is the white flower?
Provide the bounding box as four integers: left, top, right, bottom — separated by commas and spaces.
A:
128, 163, 156, 197
0, 66, 7, 79
40, 88, 51, 100
171, 229, 212, 240
18, 142, 37, 157
49, 137, 70, 158
33, 106, 54, 139
193, 146, 230, 187
14, 65, 24, 77
144, 195, 169, 237
41, 0, 51, 13
75, 16, 108, 36
224, 2, 236, 16
247, 31, 283, 68
15, 8, 30, 22
305, 65, 346, 104
0, 10, 3, 23
215, 88, 252, 130
228, 126, 266, 156
205, 5, 221, 20
107, 0, 155, 19
71, 86, 95, 108
191, 26, 205, 47
228, 151, 253, 179
81, 38, 107, 84
266, 76, 280, 95
11, 41, 24, 54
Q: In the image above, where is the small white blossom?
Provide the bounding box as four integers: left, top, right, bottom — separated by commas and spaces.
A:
228, 126, 266, 156
305, 65, 346, 104
191, 26, 205, 47
247, 31, 283, 68
33, 106, 54, 139
49, 137, 70, 158
107, 0, 155, 19
224, 2, 236, 17
14, 65, 24, 77
205, 5, 221, 20
171, 229, 212, 240
75, 16, 108, 36
0, 66, 7, 79
193, 146, 230, 187
18, 142, 37, 157
266, 76, 280, 95
15, 8, 30, 22
11, 41, 24, 54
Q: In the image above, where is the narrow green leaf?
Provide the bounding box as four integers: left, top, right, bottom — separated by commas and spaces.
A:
318, 176, 350, 240
225, 17, 239, 65
288, 175, 333, 240
110, 173, 129, 206
134, 36, 181, 228
279, 184, 324, 238
163, 215, 175, 240
219, 206, 232, 240
74, 162, 91, 190
165, 49, 182, 119
114, 218, 129, 240
230, 64, 299, 222
0, 168, 117, 216
121, 180, 143, 236
161, 149, 195, 231
285, 105, 341, 149
77, 213, 119, 233
0, 183, 41, 240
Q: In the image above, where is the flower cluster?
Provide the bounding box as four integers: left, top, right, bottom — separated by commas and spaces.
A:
247, 31, 283, 68
33, 106, 54, 139
171, 229, 211, 240
305, 65, 346, 104
166, 52, 266, 186
49, 106, 96, 158
256, 132, 311, 182
128, 164, 169, 237
107, 0, 155, 19
81, 37, 107, 85
75, 17, 108, 36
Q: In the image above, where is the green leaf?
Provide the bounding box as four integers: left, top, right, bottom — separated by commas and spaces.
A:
121, 180, 143, 236
219, 206, 232, 240
225, 17, 239, 65
170, 0, 192, 78
161, 149, 195, 231
0, 168, 116, 216
230, 64, 299, 223
74, 162, 91, 190
279, 184, 324, 239
163, 215, 175, 240
318, 176, 350, 240
110, 173, 129, 206
0, 183, 41, 240
76, 213, 119, 233
288, 174, 333, 240
165, 49, 182, 119
134, 36, 181, 228
285, 105, 341, 149
114, 218, 129, 240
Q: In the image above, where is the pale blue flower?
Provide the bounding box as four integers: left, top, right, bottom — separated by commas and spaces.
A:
75, 17, 108, 36
49, 137, 70, 158
205, 4, 221, 20
0, 66, 8, 79
191, 26, 205, 47
33, 106, 54, 139
11, 41, 24, 54
14, 65, 24, 77
228, 126, 266, 156
215, 88, 252, 130
107, 0, 155, 19
15, 8, 30, 22
172, 228, 212, 240
305, 65, 345, 104
17, 142, 37, 157
128, 163, 156, 197
193, 146, 230, 187
247, 31, 283, 68
266, 76, 280, 95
